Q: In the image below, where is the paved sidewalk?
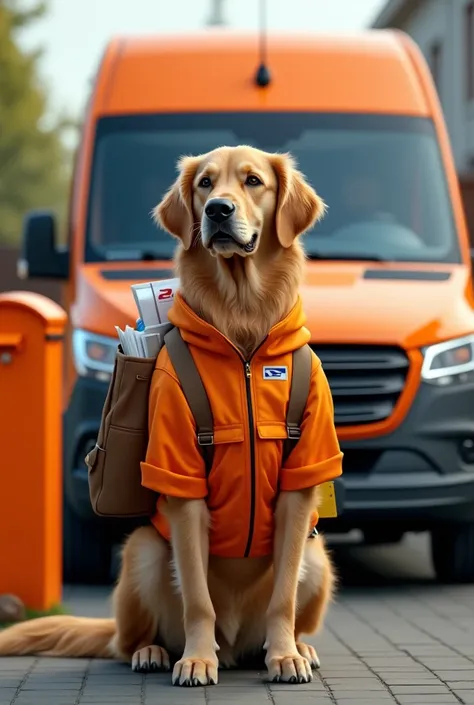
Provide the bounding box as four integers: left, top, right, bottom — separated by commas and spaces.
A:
1, 534, 474, 705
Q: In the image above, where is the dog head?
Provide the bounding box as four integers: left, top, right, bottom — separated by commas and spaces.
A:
154, 146, 325, 258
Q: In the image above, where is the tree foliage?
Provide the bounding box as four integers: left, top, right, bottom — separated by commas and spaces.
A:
0, 0, 69, 244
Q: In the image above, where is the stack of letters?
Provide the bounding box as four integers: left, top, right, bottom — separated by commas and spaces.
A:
115, 277, 179, 358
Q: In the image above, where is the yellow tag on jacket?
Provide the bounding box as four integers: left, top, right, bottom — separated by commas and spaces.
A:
141, 293, 343, 558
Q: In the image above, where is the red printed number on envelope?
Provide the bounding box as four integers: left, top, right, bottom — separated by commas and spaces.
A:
157, 288, 173, 300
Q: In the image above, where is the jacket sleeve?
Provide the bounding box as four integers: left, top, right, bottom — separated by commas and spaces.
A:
140, 366, 207, 499
280, 355, 343, 492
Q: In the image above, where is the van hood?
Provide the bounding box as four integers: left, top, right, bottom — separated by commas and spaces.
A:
72, 262, 474, 350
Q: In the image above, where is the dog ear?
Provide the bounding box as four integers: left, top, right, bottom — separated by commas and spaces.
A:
271, 153, 326, 248
153, 156, 201, 250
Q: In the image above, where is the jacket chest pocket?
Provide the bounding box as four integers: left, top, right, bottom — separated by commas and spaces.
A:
213, 424, 245, 445
211, 424, 245, 470
208, 425, 245, 496
257, 422, 288, 467
257, 423, 287, 441
256, 423, 288, 497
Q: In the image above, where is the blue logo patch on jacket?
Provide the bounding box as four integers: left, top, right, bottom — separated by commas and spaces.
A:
263, 366, 288, 380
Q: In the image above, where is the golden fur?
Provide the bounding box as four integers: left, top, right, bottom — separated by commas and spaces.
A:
0, 145, 334, 687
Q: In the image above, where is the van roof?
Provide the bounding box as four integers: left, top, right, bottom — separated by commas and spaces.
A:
93, 30, 431, 117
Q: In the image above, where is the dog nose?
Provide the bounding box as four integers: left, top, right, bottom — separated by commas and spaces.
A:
205, 198, 236, 224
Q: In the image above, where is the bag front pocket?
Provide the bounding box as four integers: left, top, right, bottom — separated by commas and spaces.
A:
92, 426, 156, 518
108, 353, 156, 432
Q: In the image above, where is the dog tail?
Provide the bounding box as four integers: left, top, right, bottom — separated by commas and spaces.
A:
0, 616, 116, 658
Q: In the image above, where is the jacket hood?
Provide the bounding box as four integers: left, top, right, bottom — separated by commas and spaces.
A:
168, 292, 311, 358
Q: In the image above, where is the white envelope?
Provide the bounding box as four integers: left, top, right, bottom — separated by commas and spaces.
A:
131, 283, 160, 327
151, 278, 180, 323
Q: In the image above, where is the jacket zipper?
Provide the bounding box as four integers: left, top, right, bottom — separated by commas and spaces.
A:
211, 337, 266, 558
243, 360, 256, 557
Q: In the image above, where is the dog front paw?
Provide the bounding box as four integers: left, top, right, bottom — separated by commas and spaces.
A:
266, 653, 313, 683
172, 656, 218, 686
131, 645, 170, 673
296, 641, 320, 669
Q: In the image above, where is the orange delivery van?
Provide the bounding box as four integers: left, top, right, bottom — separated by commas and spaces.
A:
19, 30, 474, 584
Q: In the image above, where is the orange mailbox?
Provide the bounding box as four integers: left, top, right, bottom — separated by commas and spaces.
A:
0, 291, 67, 610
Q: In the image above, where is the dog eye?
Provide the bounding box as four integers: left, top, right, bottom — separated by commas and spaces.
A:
198, 176, 212, 188
245, 175, 263, 186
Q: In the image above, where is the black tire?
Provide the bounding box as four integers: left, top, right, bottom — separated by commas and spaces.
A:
431, 523, 474, 584
63, 498, 113, 585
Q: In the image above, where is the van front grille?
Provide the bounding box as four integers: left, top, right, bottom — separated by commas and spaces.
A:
311, 345, 410, 426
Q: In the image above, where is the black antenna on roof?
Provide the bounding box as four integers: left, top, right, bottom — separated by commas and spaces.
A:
254, 0, 271, 87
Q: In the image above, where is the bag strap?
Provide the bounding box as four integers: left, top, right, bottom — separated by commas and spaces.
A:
164, 327, 215, 475
283, 344, 312, 463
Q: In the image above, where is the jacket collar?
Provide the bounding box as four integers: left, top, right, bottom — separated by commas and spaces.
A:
168, 292, 311, 359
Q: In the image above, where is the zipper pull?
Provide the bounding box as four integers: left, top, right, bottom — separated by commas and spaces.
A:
245, 362, 251, 378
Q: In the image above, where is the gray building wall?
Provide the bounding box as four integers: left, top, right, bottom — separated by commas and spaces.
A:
373, 0, 474, 174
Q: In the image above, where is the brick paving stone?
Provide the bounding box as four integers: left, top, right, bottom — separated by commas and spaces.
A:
17, 695, 81, 700
449, 682, 474, 690
270, 696, 333, 704
331, 699, 397, 704
395, 697, 460, 704
390, 684, 455, 694
333, 701, 398, 705
414, 657, 474, 669
80, 693, 141, 700
435, 672, 474, 681
325, 679, 388, 689
382, 676, 445, 685
269, 683, 328, 692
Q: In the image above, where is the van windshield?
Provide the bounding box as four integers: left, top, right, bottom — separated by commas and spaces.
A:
85, 112, 460, 264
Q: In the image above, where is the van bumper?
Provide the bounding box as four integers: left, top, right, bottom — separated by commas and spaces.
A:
337, 473, 474, 526
325, 379, 474, 533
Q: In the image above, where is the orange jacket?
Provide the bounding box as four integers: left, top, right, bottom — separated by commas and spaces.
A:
141, 293, 343, 558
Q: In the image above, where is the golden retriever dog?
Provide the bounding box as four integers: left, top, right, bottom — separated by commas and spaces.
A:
0, 146, 336, 686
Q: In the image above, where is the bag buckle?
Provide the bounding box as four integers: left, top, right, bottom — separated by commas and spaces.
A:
198, 432, 214, 446
287, 425, 301, 440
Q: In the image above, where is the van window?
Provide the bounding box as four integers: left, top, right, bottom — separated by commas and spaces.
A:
85, 113, 459, 264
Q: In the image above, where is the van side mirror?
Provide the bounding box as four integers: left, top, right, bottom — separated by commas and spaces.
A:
17, 210, 69, 280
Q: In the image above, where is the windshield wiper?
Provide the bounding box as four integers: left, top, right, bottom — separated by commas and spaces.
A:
106, 250, 172, 262
139, 251, 165, 261
308, 252, 389, 262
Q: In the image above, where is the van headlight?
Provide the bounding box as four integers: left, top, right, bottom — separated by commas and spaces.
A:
72, 329, 117, 381
422, 334, 474, 385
